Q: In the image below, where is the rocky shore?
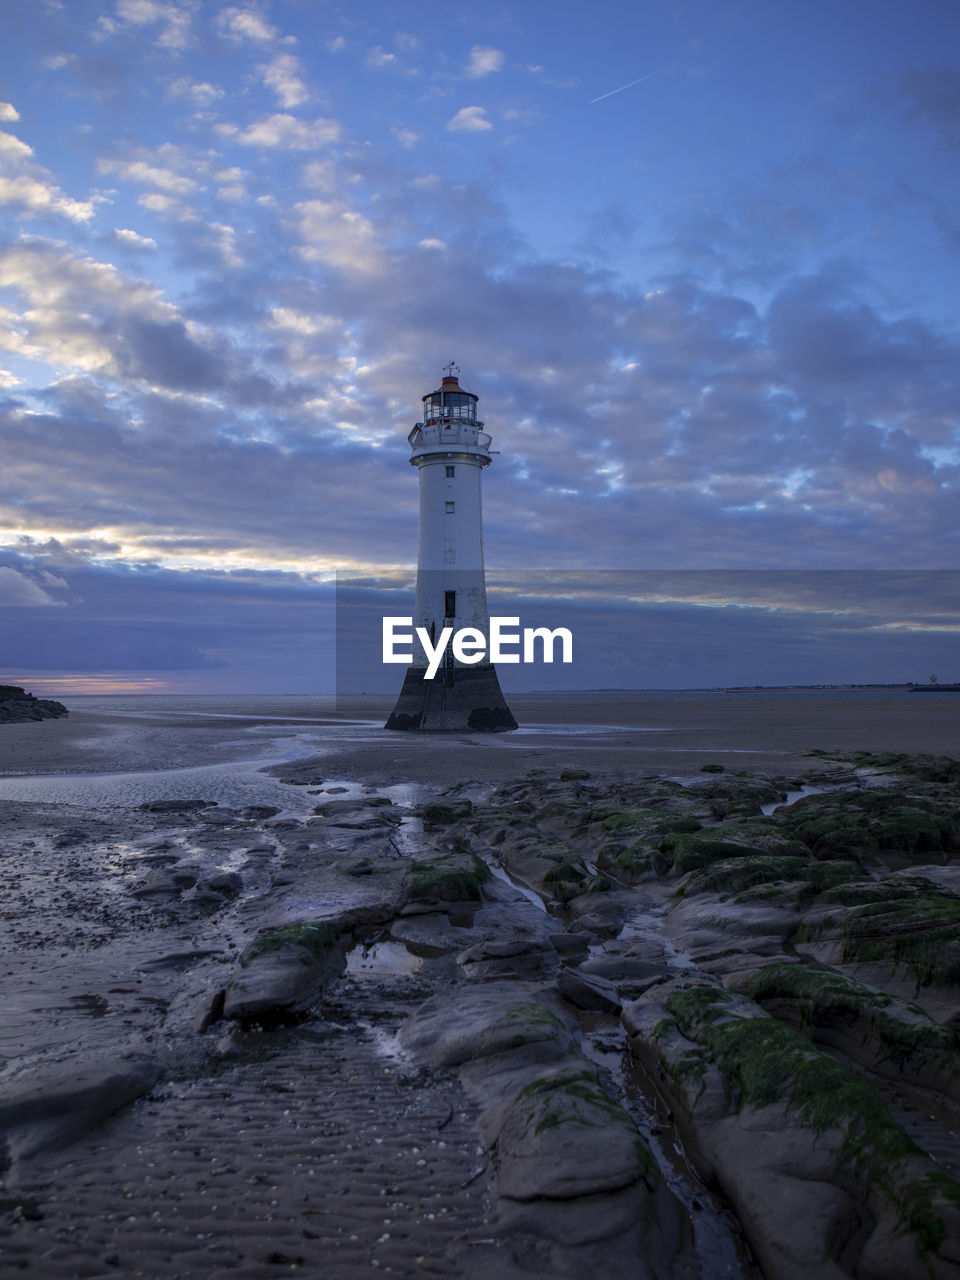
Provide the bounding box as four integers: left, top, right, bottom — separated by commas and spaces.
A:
0, 685, 68, 723
1, 749, 959, 1277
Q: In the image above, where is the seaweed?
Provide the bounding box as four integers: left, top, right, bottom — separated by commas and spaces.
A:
841, 890, 960, 988
421, 799, 474, 828
542, 859, 586, 886
515, 1069, 659, 1181
247, 921, 341, 963
407, 853, 492, 902
661, 981, 960, 1256
668, 833, 760, 874
680, 854, 812, 899
775, 789, 960, 862
748, 961, 959, 1071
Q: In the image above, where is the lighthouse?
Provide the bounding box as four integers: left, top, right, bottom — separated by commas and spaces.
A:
384, 365, 517, 732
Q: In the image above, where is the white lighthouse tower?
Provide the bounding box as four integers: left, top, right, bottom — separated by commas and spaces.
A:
385, 365, 517, 732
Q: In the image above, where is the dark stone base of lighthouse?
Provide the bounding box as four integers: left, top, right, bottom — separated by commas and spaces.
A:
384, 665, 518, 732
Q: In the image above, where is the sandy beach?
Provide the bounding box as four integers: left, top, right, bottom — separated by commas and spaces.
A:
1, 692, 957, 782
1, 694, 959, 1278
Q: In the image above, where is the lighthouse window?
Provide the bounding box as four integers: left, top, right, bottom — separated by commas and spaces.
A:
444, 591, 456, 618
423, 392, 477, 421
445, 501, 455, 513
445, 465, 455, 478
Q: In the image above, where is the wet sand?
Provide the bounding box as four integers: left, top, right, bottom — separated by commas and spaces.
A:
1, 695, 957, 783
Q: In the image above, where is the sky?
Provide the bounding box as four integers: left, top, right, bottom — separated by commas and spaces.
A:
0, 0, 958, 693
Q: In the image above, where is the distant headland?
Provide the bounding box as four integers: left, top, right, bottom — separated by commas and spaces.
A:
0, 685, 69, 723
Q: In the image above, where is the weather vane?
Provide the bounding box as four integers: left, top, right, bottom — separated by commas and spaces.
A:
443, 360, 460, 378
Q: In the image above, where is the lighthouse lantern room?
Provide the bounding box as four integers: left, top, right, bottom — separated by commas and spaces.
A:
385, 365, 517, 732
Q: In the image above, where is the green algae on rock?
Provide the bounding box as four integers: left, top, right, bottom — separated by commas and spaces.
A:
496, 1065, 660, 1200
748, 960, 960, 1101
626, 977, 960, 1277
246, 920, 341, 962
406, 852, 491, 903
223, 921, 346, 1020
840, 889, 960, 988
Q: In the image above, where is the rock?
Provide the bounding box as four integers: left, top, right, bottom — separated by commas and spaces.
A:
223, 921, 345, 1021
390, 911, 477, 954
405, 853, 492, 905
556, 966, 622, 1013
0, 685, 68, 723
193, 988, 226, 1033
399, 984, 575, 1068
0, 1057, 160, 1175
141, 948, 224, 969
206, 871, 243, 897
624, 976, 960, 1280
796, 880, 960, 1008
241, 805, 280, 819
684, 776, 785, 818
308, 805, 399, 830
137, 851, 180, 867
495, 1063, 654, 1199
548, 931, 591, 959
131, 870, 184, 901
54, 828, 89, 848
664, 894, 797, 972
139, 799, 217, 813
312, 797, 393, 816
749, 961, 960, 1104
578, 954, 669, 998
188, 890, 229, 911
567, 889, 648, 938
421, 799, 474, 828
458, 937, 559, 981
774, 788, 960, 864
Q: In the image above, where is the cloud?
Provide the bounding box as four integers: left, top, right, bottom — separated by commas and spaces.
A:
114, 227, 157, 249
138, 191, 183, 215
167, 77, 224, 106
223, 113, 341, 149
466, 46, 504, 77
0, 132, 33, 162
261, 52, 308, 108
217, 6, 278, 44
115, 0, 192, 50
0, 238, 230, 388
366, 47, 396, 69
0, 566, 65, 606
447, 106, 493, 132
293, 200, 382, 274
98, 155, 196, 192
0, 131, 97, 223
0, 547, 339, 688
0, 3, 958, 604
390, 125, 419, 149
0, 103, 19, 122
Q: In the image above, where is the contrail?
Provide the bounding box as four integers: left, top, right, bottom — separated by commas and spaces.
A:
589, 65, 669, 104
